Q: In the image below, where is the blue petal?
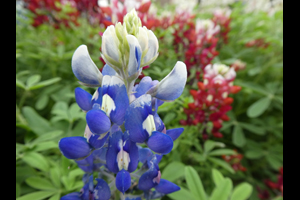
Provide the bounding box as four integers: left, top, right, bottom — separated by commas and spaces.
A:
156, 154, 163, 164
72, 45, 102, 85
93, 148, 107, 171
124, 94, 152, 143
146, 131, 173, 155
106, 131, 123, 173
134, 77, 153, 99
86, 109, 111, 135
126, 35, 142, 76
125, 197, 142, 200
115, 169, 131, 194
102, 75, 129, 125
138, 148, 153, 164
166, 128, 184, 141
147, 61, 187, 101
88, 132, 109, 149
94, 178, 111, 200
76, 153, 93, 173
153, 113, 165, 132
102, 64, 117, 76
91, 87, 102, 106
138, 166, 159, 191
155, 179, 180, 194
123, 132, 139, 173
60, 192, 81, 200
59, 137, 92, 159
75, 87, 92, 112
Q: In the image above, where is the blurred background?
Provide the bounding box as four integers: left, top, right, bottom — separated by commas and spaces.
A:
16, 0, 283, 200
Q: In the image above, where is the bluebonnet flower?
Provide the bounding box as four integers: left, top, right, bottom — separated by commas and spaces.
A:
58, 8, 186, 200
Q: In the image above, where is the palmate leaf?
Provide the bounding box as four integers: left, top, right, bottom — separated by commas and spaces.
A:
22, 152, 49, 172
161, 161, 185, 182
16, 191, 56, 200
209, 178, 232, 200
247, 97, 271, 118
185, 166, 207, 200
25, 176, 57, 190
231, 182, 253, 200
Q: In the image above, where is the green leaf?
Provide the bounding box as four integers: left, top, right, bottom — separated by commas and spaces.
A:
69, 168, 85, 181
35, 95, 49, 110
266, 155, 282, 170
25, 176, 57, 190
208, 149, 237, 156
16, 183, 21, 198
161, 161, 185, 182
48, 193, 61, 200
22, 152, 49, 172
26, 75, 41, 88
31, 130, 63, 144
167, 187, 195, 200
29, 77, 61, 90
61, 176, 72, 191
185, 166, 207, 200
239, 122, 266, 135
204, 140, 224, 153
34, 141, 58, 152
16, 79, 26, 90
163, 112, 176, 124
209, 178, 233, 200
245, 150, 264, 159
16, 191, 56, 200
22, 106, 53, 135
208, 157, 235, 174
211, 168, 224, 187
247, 97, 271, 118
233, 125, 246, 147
50, 167, 61, 188
231, 182, 253, 200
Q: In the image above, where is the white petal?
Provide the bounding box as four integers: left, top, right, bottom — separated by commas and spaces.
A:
102, 26, 120, 62
126, 35, 142, 76
72, 45, 102, 85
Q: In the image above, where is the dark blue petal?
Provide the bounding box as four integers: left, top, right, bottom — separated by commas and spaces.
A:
76, 153, 93, 173
125, 94, 152, 143
135, 46, 142, 71
102, 64, 117, 76
81, 181, 91, 200
115, 169, 131, 194
123, 132, 139, 173
94, 178, 111, 200
147, 131, 173, 155
166, 128, 184, 141
138, 148, 153, 164
101, 76, 129, 125
88, 132, 109, 149
75, 87, 92, 112
59, 137, 92, 159
138, 167, 159, 191
86, 109, 111, 135
91, 87, 102, 106
106, 131, 123, 173
60, 192, 81, 200
156, 154, 163, 164
155, 179, 180, 194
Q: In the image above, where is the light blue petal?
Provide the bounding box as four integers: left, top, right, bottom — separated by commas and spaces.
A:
102, 64, 117, 76
147, 61, 187, 101
72, 45, 102, 85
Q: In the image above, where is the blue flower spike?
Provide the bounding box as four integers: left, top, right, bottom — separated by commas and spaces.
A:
60, 9, 186, 199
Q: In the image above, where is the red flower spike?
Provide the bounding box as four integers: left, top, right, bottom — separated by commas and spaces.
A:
212, 132, 223, 138
197, 82, 205, 90
223, 97, 234, 105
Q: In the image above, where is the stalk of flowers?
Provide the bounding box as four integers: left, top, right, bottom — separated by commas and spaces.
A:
212, 8, 232, 44
59, 9, 187, 200
180, 63, 241, 139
